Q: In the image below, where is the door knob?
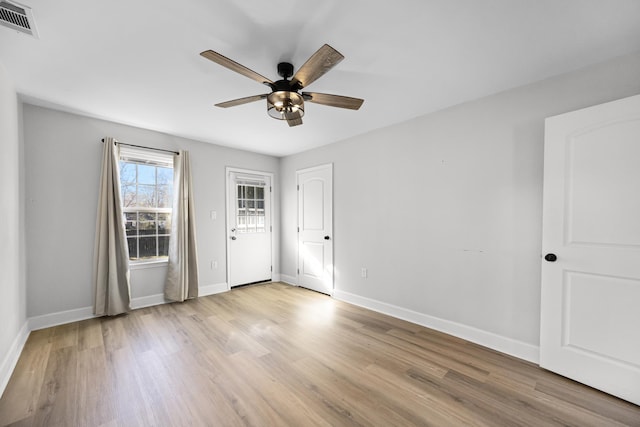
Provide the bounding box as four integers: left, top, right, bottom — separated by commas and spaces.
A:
230, 236, 237, 240
324, 235, 330, 240
544, 253, 557, 262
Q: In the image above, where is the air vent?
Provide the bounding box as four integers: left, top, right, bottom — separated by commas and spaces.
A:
0, 1, 38, 38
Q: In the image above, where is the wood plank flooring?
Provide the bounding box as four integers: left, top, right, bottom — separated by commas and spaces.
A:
1, 282, 638, 426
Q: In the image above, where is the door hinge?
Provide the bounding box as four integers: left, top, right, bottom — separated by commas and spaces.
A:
297, 227, 300, 232
271, 265, 273, 272
297, 184, 299, 191
297, 268, 300, 274
270, 186, 272, 193
270, 225, 272, 232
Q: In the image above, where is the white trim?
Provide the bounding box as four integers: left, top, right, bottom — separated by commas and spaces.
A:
271, 273, 281, 282
333, 290, 540, 364
131, 294, 166, 309
279, 274, 298, 286
0, 322, 30, 398
129, 260, 169, 270
28, 306, 95, 331
199, 282, 229, 297
296, 163, 334, 174
27, 284, 231, 332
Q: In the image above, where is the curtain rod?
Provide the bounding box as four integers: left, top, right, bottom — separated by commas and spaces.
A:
101, 138, 179, 155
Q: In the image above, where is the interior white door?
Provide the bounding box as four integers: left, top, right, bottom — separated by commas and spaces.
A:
227, 170, 272, 287
540, 94, 640, 405
297, 164, 333, 295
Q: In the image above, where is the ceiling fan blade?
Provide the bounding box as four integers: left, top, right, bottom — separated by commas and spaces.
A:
200, 50, 274, 85
284, 111, 303, 127
291, 44, 344, 89
302, 92, 364, 110
215, 94, 268, 108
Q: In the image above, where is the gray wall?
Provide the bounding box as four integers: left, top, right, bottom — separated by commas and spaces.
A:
0, 63, 26, 388
280, 51, 640, 350
23, 105, 279, 317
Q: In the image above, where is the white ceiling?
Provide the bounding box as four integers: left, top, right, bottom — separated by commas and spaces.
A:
2, 0, 640, 156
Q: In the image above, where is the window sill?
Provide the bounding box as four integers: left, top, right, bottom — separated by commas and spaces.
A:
130, 259, 169, 270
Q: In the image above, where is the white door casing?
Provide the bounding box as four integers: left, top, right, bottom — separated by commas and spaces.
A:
226, 169, 272, 287
297, 164, 333, 295
540, 94, 640, 405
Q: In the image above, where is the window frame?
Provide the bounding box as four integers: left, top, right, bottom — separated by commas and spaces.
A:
118, 146, 174, 266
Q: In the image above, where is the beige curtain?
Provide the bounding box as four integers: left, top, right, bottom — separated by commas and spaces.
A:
165, 150, 199, 301
93, 137, 131, 316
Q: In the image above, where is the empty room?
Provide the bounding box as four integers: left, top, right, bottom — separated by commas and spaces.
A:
1, 1, 640, 425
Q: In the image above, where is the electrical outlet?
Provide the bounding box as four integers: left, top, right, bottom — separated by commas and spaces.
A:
361, 267, 367, 278
211, 260, 218, 270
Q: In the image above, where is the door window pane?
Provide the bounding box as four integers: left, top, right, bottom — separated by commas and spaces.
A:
236, 183, 267, 234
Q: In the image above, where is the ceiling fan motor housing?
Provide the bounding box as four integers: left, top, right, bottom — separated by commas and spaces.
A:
277, 62, 294, 79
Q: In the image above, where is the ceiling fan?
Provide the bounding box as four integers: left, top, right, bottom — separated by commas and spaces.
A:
200, 44, 364, 127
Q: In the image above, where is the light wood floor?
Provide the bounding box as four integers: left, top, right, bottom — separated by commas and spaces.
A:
1, 283, 638, 426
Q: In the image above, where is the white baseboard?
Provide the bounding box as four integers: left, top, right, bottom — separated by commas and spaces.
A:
131, 294, 166, 310
333, 290, 539, 364
132, 283, 229, 307
28, 283, 229, 331
279, 274, 297, 286
199, 282, 228, 297
28, 306, 95, 331
0, 322, 30, 398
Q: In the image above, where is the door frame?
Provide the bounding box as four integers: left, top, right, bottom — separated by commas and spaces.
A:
225, 166, 275, 290
296, 163, 334, 295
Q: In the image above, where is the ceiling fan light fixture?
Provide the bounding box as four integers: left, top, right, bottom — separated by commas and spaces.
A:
267, 91, 304, 120
201, 45, 363, 126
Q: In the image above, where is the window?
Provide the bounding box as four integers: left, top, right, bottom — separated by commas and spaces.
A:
236, 183, 266, 233
119, 147, 173, 262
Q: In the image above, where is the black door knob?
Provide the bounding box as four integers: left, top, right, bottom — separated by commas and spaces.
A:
544, 253, 557, 262
324, 235, 330, 240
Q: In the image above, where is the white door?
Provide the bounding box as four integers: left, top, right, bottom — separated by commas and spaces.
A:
540, 94, 640, 405
297, 164, 333, 295
227, 170, 272, 287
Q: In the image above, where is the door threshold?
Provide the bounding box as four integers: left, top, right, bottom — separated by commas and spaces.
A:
230, 279, 272, 289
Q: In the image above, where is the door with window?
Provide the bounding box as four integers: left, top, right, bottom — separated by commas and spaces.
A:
227, 169, 272, 287
297, 164, 333, 295
540, 94, 640, 405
